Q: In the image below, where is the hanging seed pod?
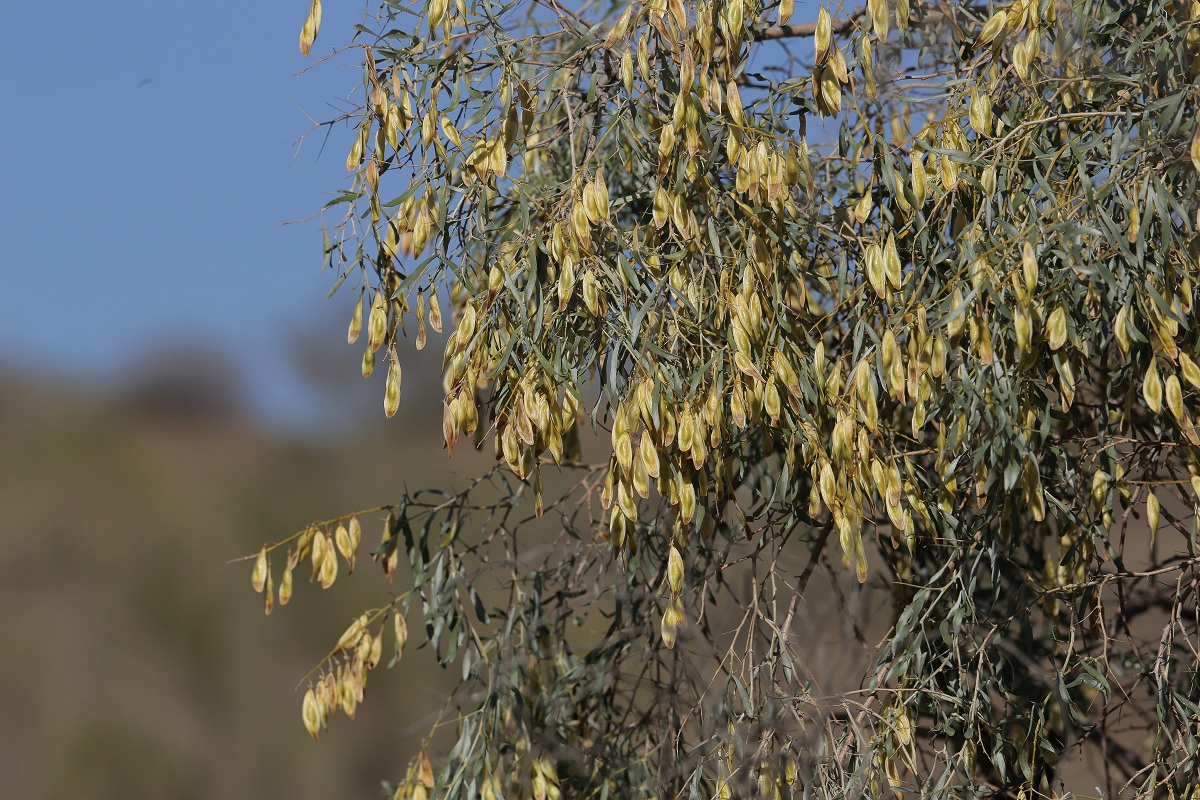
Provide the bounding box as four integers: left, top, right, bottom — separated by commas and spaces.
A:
1166, 373, 1185, 422
814, 6, 831, 64
869, 0, 889, 40
393, 611, 408, 654
884, 231, 902, 288
1046, 307, 1067, 351
367, 292, 387, 352
279, 559, 294, 606
1146, 490, 1160, 547
252, 547, 268, 593
384, 349, 402, 418
911, 151, 927, 206
348, 293, 364, 344
667, 545, 684, 594
1143, 357, 1164, 414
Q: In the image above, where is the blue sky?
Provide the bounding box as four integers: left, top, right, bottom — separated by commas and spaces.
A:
0, 0, 818, 431
0, 0, 371, 429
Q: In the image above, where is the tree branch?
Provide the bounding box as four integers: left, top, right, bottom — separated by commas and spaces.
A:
753, 3, 974, 43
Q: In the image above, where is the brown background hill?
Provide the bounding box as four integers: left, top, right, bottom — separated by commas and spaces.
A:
0, 364, 466, 800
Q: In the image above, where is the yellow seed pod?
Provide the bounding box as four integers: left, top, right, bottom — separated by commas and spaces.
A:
778, 0, 795, 25
621, 47, 634, 94
1166, 373, 1185, 422
384, 351, 402, 418
428, 0, 448, 31
335, 523, 353, 563
764, 378, 782, 422
869, 0, 889, 40
367, 292, 388, 352
1046, 306, 1067, 351
1091, 468, 1109, 514
911, 151, 927, 207
319, 535, 338, 588
1143, 356, 1164, 414
1014, 304, 1032, 353
1179, 351, 1200, 390
1114, 304, 1132, 356
616, 429, 633, 472
348, 293, 364, 344
661, 606, 678, 649
280, 560, 294, 605
814, 6, 831, 64
302, 687, 321, 739
969, 89, 992, 136
361, 345, 375, 378
618, 479, 637, 521
1146, 490, 1160, 546
866, 243, 886, 299
667, 545, 684, 594
977, 8, 1008, 45
884, 231, 902, 288
582, 270, 600, 315
1022, 241, 1038, 295
981, 164, 997, 195
252, 547, 268, 593
594, 171, 610, 221
725, 81, 745, 127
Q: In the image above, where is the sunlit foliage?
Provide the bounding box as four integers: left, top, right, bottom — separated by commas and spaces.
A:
253, 0, 1200, 796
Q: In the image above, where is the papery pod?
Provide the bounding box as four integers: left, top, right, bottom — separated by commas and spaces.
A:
866, 242, 887, 299
384, 349, 402, 418
1114, 304, 1132, 356
252, 547, 268, 593
778, 0, 794, 26
1143, 356, 1164, 414
884, 231, 902, 288
367, 291, 388, 352
910, 150, 927, 206
1179, 351, 1200, 390
1166, 374, 1185, 422
1046, 307, 1067, 351
977, 8, 1008, 46
348, 293, 364, 344
280, 559, 294, 605
814, 6, 831, 64
868, 0, 889, 41
1021, 241, 1038, 296
1146, 490, 1160, 547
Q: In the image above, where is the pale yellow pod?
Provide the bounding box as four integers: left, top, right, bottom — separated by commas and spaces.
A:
1114, 304, 1132, 356
252, 546, 267, 593
1179, 351, 1200, 390
910, 151, 927, 207
884, 231, 902, 288
384, 352, 402, 418
394, 611, 408, 654
1022, 241, 1038, 295
1146, 490, 1160, 546
726, 81, 745, 127
279, 561, 294, 606
1046, 306, 1067, 351
302, 688, 321, 739
814, 6, 831, 64
1014, 304, 1032, 353
977, 9, 1007, 46
1166, 373, 1185, 422
299, 0, 323, 57
1143, 356, 1164, 414
348, 293, 364, 344
869, 0, 889, 41
667, 545, 684, 594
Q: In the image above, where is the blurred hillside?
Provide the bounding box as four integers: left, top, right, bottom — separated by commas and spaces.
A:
0, 353, 478, 800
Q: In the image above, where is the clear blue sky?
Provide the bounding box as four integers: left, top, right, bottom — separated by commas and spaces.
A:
0, 0, 371, 429
0, 0, 818, 431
